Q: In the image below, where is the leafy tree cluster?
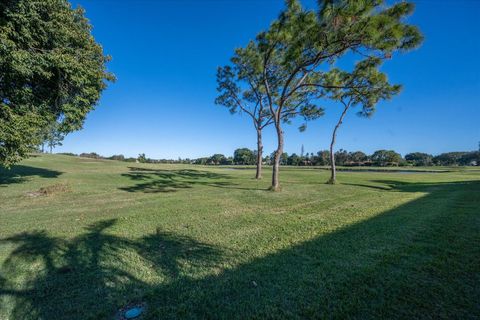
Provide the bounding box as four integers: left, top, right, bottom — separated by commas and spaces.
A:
233, 148, 256, 165
404, 151, 479, 166
0, 0, 113, 167
79, 152, 102, 159
37, 122, 65, 153
405, 152, 433, 166
109, 154, 125, 161
432, 152, 479, 166
272, 149, 396, 167
370, 150, 403, 167
282, 150, 479, 167
208, 154, 230, 165
216, 0, 423, 189
73, 152, 195, 164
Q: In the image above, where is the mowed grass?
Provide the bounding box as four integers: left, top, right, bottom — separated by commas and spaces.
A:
0, 154, 479, 319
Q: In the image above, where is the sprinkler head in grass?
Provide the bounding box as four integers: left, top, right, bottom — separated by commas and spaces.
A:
124, 306, 143, 319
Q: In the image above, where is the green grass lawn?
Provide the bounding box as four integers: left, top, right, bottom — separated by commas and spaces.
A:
0, 154, 479, 319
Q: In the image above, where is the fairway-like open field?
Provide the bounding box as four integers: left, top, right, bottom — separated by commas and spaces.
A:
1, 154, 479, 319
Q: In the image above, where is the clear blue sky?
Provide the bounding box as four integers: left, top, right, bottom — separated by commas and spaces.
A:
56, 0, 480, 159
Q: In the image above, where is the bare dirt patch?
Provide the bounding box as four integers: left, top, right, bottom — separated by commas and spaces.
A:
26, 183, 70, 197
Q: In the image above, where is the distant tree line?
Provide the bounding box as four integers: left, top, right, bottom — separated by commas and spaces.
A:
58, 148, 479, 167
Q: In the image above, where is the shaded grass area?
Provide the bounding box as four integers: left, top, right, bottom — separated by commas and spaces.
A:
0, 154, 479, 319
119, 167, 242, 193
0, 165, 62, 186
0, 220, 222, 319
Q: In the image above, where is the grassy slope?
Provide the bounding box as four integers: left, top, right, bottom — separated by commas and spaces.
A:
0, 154, 478, 319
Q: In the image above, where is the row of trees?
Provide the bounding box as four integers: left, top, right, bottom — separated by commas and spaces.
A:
200, 149, 479, 167
216, 0, 423, 189
64, 148, 479, 167
280, 150, 479, 167
416, 151, 480, 167
61, 150, 256, 166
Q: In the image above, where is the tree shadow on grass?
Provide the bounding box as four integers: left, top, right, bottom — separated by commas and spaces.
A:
0, 165, 62, 186
0, 219, 222, 319
140, 180, 480, 319
342, 179, 475, 193
1, 180, 479, 319
119, 167, 262, 193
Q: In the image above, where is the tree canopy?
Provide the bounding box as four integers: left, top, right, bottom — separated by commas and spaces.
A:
405, 152, 433, 166
224, 0, 423, 190
0, 0, 114, 167
371, 150, 403, 166
322, 57, 403, 183
209, 154, 228, 165
39, 121, 65, 153
233, 148, 256, 165
216, 52, 272, 178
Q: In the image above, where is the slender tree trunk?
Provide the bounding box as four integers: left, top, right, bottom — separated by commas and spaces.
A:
328, 105, 349, 184
50, 145, 52, 154
271, 122, 284, 191
255, 128, 263, 179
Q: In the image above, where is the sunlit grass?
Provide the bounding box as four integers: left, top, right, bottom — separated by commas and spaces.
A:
0, 154, 478, 319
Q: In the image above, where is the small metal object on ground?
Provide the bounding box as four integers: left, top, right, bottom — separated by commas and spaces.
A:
124, 306, 143, 319
116, 303, 146, 320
